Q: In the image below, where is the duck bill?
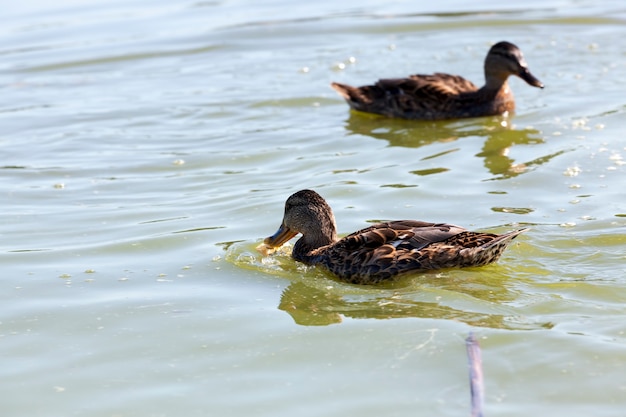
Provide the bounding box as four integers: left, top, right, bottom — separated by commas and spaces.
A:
264, 223, 298, 248
519, 67, 544, 88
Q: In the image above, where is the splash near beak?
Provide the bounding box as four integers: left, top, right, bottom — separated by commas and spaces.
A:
519, 67, 544, 88
264, 223, 298, 248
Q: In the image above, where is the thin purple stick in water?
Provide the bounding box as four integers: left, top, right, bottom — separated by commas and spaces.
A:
466, 332, 485, 417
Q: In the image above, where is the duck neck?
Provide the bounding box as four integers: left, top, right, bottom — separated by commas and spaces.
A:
292, 228, 336, 264
475, 79, 512, 111
482, 69, 510, 95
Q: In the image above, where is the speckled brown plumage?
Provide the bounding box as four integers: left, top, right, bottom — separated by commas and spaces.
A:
331, 41, 543, 120
262, 190, 528, 284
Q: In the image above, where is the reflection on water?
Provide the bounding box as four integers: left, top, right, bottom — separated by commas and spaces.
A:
341, 112, 569, 180
227, 242, 553, 330
278, 281, 554, 329
478, 129, 570, 181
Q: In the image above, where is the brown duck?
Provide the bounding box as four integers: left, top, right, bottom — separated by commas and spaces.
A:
260, 190, 528, 284
331, 41, 544, 120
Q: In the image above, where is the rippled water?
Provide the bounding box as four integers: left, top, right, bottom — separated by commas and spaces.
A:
2, 1, 625, 416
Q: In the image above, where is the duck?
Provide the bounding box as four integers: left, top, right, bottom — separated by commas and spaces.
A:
331, 41, 544, 120
260, 189, 528, 284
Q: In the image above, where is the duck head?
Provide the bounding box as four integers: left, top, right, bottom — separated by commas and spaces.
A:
264, 189, 338, 250
484, 41, 544, 89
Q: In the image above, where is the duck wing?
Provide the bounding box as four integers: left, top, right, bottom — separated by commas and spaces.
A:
342, 220, 467, 251
393, 73, 478, 97
321, 221, 467, 282
332, 73, 478, 119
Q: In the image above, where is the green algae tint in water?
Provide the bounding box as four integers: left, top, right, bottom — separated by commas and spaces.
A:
2, 1, 626, 417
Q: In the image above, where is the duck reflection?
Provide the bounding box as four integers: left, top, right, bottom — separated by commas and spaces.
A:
278, 280, 554, 330
342, 113, 565, 181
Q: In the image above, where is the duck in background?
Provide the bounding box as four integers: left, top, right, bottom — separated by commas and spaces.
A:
331, 41, 543, 120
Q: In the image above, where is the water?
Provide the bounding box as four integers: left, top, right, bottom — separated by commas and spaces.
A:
2, 1, 625, 416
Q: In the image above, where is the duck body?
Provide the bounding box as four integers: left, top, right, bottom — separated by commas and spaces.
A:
262, 190, 527, 285
331, 41, 543, 120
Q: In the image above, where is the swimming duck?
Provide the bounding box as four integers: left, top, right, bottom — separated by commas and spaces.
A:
331, 41, 544, 120
260, 189, 528, 284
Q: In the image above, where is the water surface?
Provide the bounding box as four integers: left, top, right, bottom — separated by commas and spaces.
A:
2, 1, 625, 416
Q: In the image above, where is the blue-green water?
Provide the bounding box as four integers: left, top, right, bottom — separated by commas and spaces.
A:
2, 1, 625, 416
